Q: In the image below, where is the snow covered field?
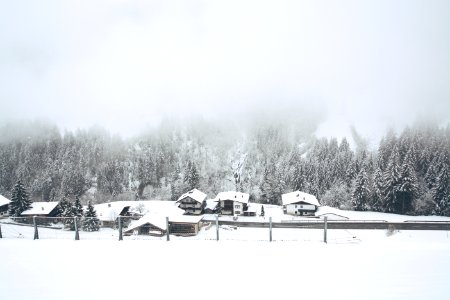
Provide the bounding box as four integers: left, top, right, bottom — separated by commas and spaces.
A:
1, 223, 450, 300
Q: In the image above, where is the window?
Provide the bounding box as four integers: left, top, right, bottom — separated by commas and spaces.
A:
235, 205, 240, 209
235, 211, 240, 215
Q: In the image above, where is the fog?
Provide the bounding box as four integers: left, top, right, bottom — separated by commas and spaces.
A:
1, 0, 449, 142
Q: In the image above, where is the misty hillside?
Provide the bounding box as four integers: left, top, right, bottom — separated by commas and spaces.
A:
0, 119, 449, 216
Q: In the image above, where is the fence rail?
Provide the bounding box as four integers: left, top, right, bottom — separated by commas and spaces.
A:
1, 216, 449, 242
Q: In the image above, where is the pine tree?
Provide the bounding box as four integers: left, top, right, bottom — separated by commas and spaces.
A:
8, 180, 32, 217
83, 201, 100, 231
352, 168, 370, 211
56, 196, 70, 217
371, 167, 384, 212
184, 161, 200, 191
73, 196, 83, 217
62, 201, 77, 230
432, 165, 450, 216
398, 151, 419, 214
382, 147, 401, 213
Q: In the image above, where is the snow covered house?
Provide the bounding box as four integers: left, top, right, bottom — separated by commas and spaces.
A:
169, 215, 203, 236
216, 191, 249, 216
281, 191, 320, 216
124, 213, 168, 236
0, 195, 11, 217
124, 214, 203, 236
20, 201, 61, 224
176, 189, 207, 215
21, 201, 60, 218
94, 201, 131, 227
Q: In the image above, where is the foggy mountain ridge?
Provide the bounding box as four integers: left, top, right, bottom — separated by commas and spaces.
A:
0, 119, 449, 217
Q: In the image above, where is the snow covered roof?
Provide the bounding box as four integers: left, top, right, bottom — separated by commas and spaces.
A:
0, 195, 11, 206
281, 191, 320, 207
125, 211, 202, 233
215, 191, 249, 204
128, 200, 185, 216
177, 189, 207, 203
125, 213, 168, 233
246, 203, 259, 213
100, 200, 185, 222
169, 215, 203, 224
94, 201, 132, 222
315, 206, 349, 220
205, 199, 218, 211
21, 202, 59, 216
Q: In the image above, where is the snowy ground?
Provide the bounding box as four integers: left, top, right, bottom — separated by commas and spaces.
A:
1, 223, 450, 300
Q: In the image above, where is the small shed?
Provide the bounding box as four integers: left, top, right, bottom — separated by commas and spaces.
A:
0, 195, 11, 217
124, 213, 167, 236
282, 191, 320, 216
176, 189, 207, 215
124, 214, 203, 237
169, 215, 203, 236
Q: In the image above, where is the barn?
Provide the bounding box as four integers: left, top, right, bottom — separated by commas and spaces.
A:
176, 189, 207, 215
281, 191, 320, 216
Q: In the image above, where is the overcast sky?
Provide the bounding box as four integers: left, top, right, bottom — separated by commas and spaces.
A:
1, 0, 449, 142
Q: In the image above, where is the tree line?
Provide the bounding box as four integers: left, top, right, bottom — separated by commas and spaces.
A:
0, 119, 449, 216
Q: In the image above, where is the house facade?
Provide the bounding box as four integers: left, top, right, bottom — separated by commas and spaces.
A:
282, 191, 320, 216
216, 191, 249, 216
176, 189, 207, 215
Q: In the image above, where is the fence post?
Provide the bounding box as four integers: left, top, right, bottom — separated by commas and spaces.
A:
74, 217, 80, 240
166, 217, 170, 241
269, 217, 272, 242
118, 216, 123, 241
0, 223, 2, 238
216, 215, 219, 241
324, 216, 328, 244
33, 216, 39, 240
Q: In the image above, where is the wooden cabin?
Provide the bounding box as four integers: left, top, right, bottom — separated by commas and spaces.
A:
216, 191, 249, 216
20, 201, 61, 224
124, 213, 167, 236
169, 215, 203, 236
176, 189, 207, 215
124, 214, 203, 237
281, 191, 320, 216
